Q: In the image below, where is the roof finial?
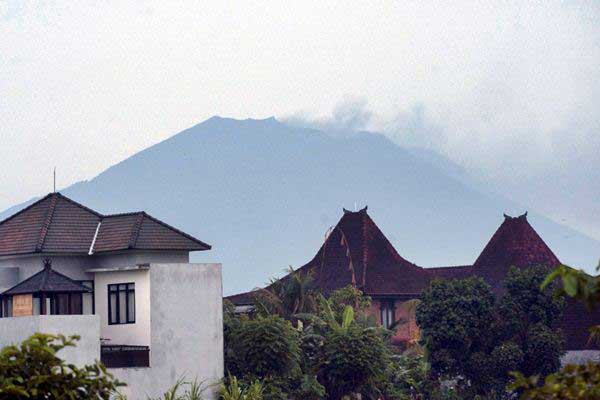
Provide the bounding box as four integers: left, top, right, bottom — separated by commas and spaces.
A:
53, 167, 56, 193
43, 258, 52, 269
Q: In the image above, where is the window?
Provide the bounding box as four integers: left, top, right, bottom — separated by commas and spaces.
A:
79, 280, 95, 314
108, 283, 135, 325
2, 297, 13, 318
380, 299, 395, 329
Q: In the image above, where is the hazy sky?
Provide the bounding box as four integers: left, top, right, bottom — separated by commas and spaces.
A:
1, 1, 599, 237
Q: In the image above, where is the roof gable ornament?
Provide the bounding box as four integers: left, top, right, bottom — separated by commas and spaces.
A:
43, 258, 52, 269
343, 205, 368, 214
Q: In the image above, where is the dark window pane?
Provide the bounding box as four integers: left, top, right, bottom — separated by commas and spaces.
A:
70, 294, 82, 315
127, 291, 135, 322
110, 293, 117, 323
119, 291, 127, 324
56, 294, 69, 315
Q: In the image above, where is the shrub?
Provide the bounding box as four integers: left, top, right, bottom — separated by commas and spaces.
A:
227, 315, 300, 379
320, 326, 388, 399
0, 333, 123, 399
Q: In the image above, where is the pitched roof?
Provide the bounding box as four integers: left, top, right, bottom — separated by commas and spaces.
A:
0, 193, 210, 256
92, 212, 210, 253
426, 265, 475, 280
472, 213, 561, 292
286, 207, 426, 296
2, 260, 91, 295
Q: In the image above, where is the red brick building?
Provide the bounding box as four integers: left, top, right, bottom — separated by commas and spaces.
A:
228, 207, 600, 352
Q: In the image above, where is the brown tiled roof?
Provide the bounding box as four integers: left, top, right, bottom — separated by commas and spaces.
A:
0, 193, 210, 256
92, 212, 210, 253
472, 213, 561, 293
2, 261, 91, 295
426, 265, 475, 280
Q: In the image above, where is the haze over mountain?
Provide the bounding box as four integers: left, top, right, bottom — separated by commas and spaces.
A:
2, 117, 599, 295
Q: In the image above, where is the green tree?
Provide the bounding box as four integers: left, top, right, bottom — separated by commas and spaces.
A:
510, 260, 600, 399
0, 333, 123, 399
417, 267, 565, 399
226, 315, 300, 379
416, 277, 495, 382
253, 267, 320, 320
320, 325, 389, 400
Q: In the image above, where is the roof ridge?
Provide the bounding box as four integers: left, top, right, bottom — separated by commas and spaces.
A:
141, 212, 211, 250
48, 267, 91, 291
128, 212, 145, 249
1, 267, 44, 295
0, 193, 54, 227
36, 194, 59, 252
54, 193, 103, 217
103, 211, 145, 218
39, 263, 50, 291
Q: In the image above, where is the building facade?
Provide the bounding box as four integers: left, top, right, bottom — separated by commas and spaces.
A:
0, 193, 224, 399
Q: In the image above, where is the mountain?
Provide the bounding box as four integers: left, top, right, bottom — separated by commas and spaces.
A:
2, 116, 599, 294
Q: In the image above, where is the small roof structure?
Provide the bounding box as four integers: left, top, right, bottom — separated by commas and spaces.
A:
2, 259, 91, 296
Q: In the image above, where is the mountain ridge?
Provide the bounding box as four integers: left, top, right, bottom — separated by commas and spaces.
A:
2, 116, 599, 294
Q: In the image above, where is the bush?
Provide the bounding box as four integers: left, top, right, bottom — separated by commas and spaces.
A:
226, 315, 301, 379
0, 333, 123, 399
320, 326, 388, 399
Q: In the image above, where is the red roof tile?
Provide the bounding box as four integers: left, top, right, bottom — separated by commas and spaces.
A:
283, 207, 427, 296
472, 213, 561, 293
0, 193, 210, 256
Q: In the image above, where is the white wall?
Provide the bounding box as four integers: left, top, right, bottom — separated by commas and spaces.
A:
112, 263, 223, 400
0, 255, 94, 282
562, 350, 600, 365
93, 251, 189, 269
0, 251, 189, 284
0, 315, 100, 367
94, 269, 151, 346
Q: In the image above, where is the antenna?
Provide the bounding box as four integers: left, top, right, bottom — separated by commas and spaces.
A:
53, 167, 56, 193
354, 202, 357, 211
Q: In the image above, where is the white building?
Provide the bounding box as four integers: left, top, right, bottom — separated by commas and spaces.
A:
0, 193, 224, 399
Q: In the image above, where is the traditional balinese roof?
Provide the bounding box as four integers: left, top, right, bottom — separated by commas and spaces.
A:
226, 207, 599, 351
474, 213, 560, 269
426, 265, 474, 280
2, 259, 91, 295
471, 213, 561, 293
0, 193, 210, 256
297, 206, 427, 296
225, 207, 428, 305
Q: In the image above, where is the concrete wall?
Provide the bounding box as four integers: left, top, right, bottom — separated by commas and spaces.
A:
0, 255, 94, 281
94, 269, 151, 346
562, 350, 600, 365
0, 315, 100, 367
112, 263, 223, 400
0, 267, 19, 291
93, 251, 189, 269
0, 251, 189, 284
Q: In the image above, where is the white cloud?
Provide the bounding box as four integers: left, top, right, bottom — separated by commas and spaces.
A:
0, 1, 598, 237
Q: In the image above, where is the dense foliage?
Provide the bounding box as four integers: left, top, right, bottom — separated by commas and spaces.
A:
0, 333, 122, 399
416, 266, 565, 399
224, 268, 412, 400
510, 261, 600, 399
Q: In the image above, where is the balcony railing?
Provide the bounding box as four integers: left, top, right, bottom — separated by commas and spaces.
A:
101, 345, 150, 368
